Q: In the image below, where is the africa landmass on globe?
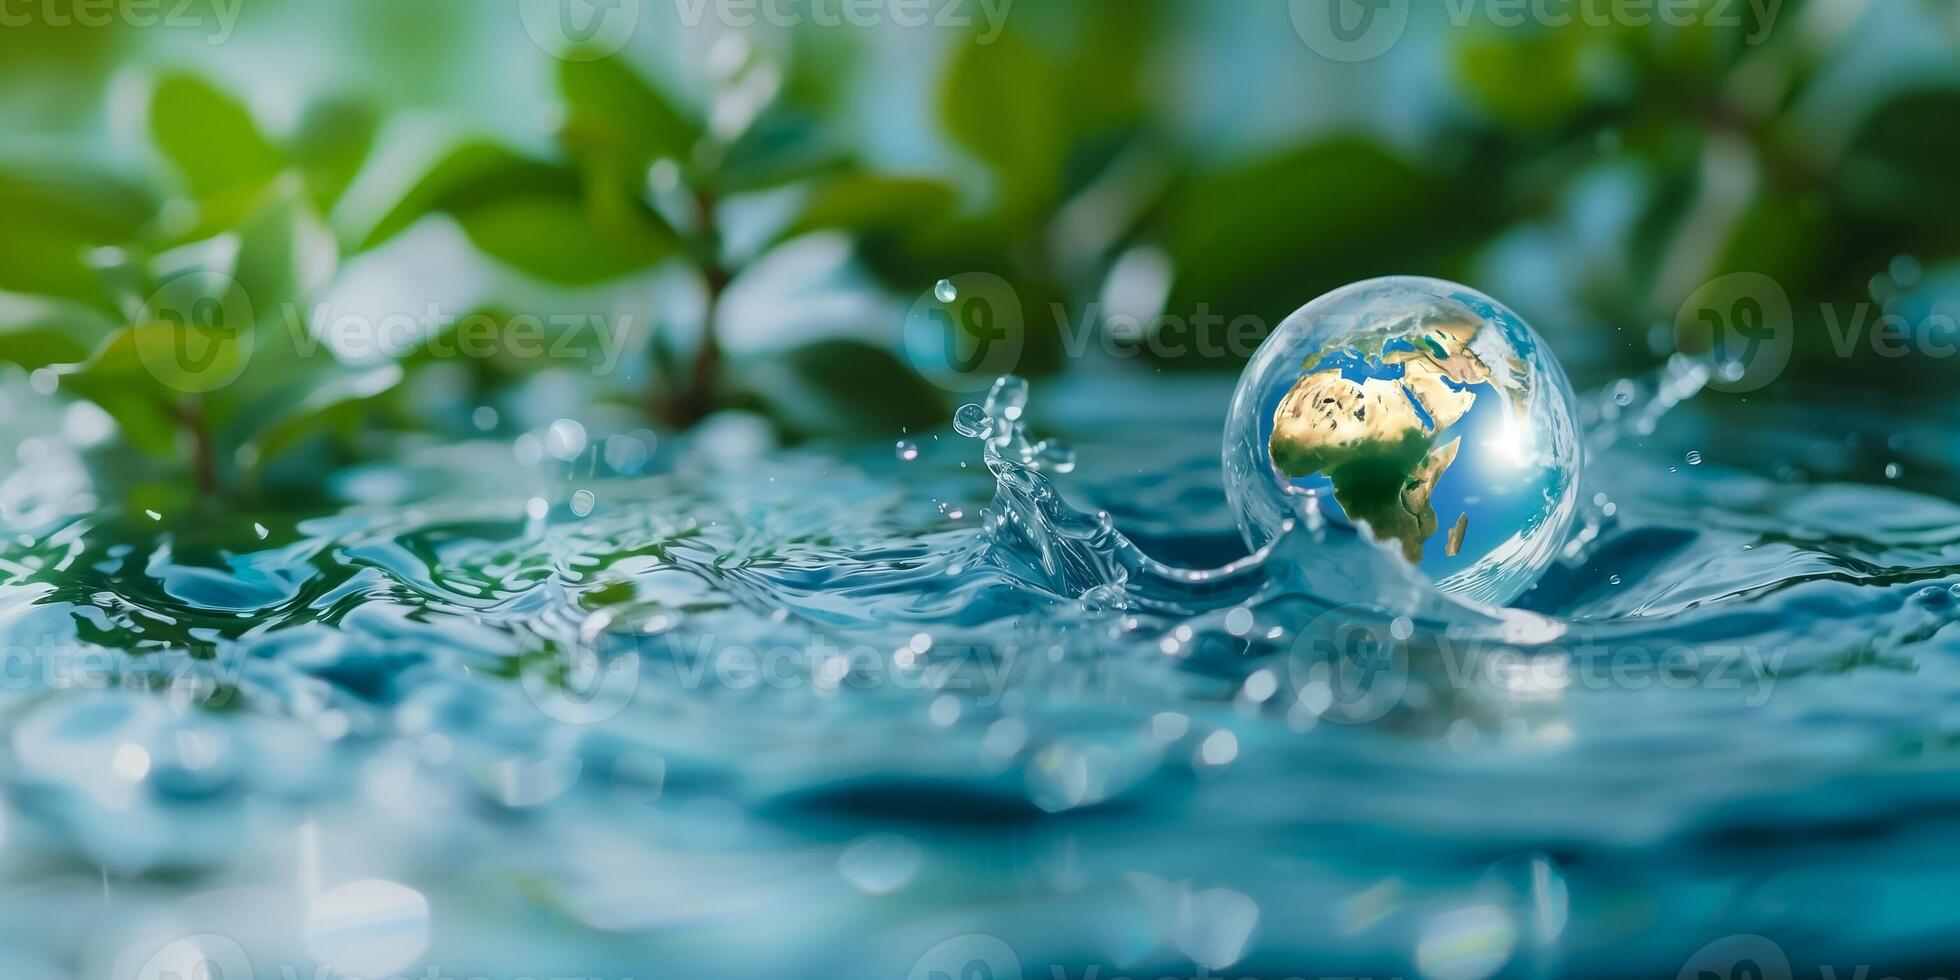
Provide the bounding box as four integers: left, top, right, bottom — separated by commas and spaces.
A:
1268, 319, 1493, 564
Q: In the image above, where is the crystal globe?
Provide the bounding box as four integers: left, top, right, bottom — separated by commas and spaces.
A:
1223, 277, 1582, 606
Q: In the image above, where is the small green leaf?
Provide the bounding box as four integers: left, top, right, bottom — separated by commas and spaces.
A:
557, 52, 701, 169
0, 164, 159, 304
56, 326, 185, 456
244, 360, 403, 462
362, 143, 579, 250
289, 98, 378, 212
0, 293, 119, 369
149, 73, 284, 199
1839, 88, 1960, 225
1159, 138, 1484, 333
939, 32, 1065, 225
777, 175, 957, 244
454, 192, 674, 285
738, 339, 943, 437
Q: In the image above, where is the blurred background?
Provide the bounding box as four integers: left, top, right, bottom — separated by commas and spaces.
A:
4, 0, 1957, 510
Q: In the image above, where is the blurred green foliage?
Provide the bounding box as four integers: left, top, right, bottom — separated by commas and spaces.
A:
2, 0, 1957, 504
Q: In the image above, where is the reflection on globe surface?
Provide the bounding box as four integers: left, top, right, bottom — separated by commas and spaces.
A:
1224, 277, 1582, 606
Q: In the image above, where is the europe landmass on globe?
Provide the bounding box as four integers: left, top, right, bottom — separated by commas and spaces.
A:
1268, 319, 1494, 564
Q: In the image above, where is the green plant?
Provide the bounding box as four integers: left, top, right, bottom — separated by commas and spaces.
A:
0, 73, 399, 501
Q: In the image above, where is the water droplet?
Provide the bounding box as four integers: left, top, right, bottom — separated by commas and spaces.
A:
544, 419, 587, 461
1891, 254, 1922, 288
1608, 574, 1622, 586
253, 522, 269, 540
1886, 462, 1902, 480
28, 368, 58, 395
145, 509, 162, 521
952, 404, 992, 439
1685, 451, 1703, 466
1610, 379, 1634, 406
1198, 729, 1239, 766
933, 278, 958, 303
894, 439, 919, 462
570, 489, 596, 517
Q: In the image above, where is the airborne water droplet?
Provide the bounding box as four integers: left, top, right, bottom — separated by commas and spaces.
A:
952, 404, 992, 439
895, 440, 919, 462
1685, 451, 1703, 466
933, 279, 958, 303
571, 489, 596, 517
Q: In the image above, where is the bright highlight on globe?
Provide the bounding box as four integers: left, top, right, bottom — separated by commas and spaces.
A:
1224, 278, 1583, 606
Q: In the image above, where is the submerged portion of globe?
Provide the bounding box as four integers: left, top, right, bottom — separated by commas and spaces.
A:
1224, 277, 1582, 606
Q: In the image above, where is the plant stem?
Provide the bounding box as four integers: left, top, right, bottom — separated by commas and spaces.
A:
654, 189, 730, 428
176, 396, 219, 499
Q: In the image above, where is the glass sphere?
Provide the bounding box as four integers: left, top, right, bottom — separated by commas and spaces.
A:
1223, 277, 1582, 606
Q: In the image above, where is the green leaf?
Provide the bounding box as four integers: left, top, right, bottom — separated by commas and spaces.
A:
557, 52, 701, 170
1838, 88, 1960, 226
0, 164, 158, 304
1159, 138, 1485, 333
243, 360, 403, 461
454, 192, 673, 285
362, 142, 579, 249
1455, 27, 1592, 131
714, 111, 853, 194
149, 73, 283, 199
0, 292, 119, 369
289, 98, 378, 212
777, 175, 957, 245
738, 339, 944, 437
939, 32, 1065, 224
56, 326, 187, 456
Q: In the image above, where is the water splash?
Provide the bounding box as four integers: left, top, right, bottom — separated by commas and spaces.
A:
1, 364, 1958, 975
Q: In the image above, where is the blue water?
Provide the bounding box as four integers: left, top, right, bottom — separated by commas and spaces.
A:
1, 363, 1958, 979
